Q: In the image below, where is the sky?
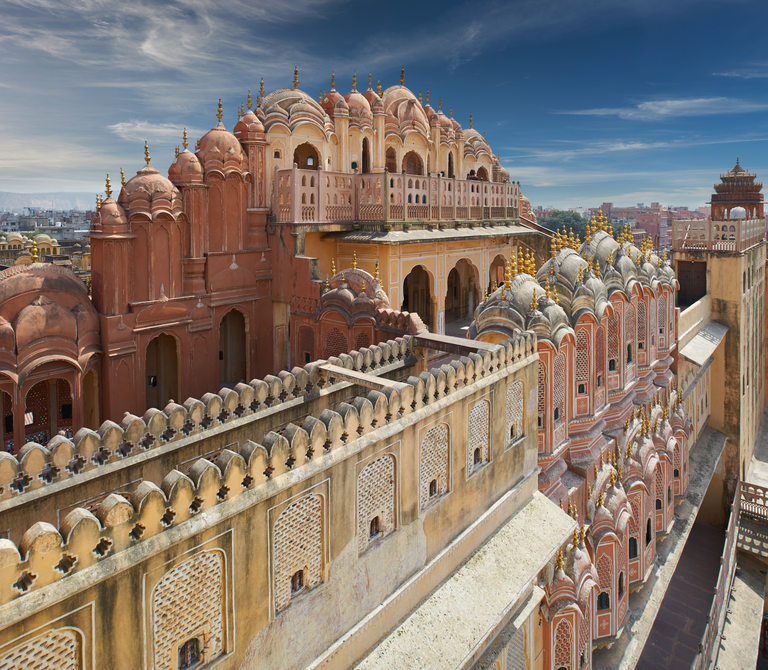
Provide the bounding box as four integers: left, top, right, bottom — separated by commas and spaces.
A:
1, 0, 768, 209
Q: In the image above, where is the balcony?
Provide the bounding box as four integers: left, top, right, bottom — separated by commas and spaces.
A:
271, 167, 520, 227
671, 217, 766, 253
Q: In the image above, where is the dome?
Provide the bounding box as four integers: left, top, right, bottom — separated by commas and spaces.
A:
322, 88, 344, 116
730, 206, 747, 219
261, 88, 332, 131
97, 197, 128, 232
168, 149, 203, 185
233, 109, 265, 141
14, 295, 77, 350
436, 110, 453, 130
345, 89, 372, 114
197, 123, 246, 170
362, 87, 381, 108
119, 165, 183, 218
381, 86, 429, 131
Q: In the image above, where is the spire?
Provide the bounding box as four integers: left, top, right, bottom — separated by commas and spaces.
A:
238, 103, 244, 118
377, 79, 382, 96
105, 174, 112, 198
426, 89, 430, 104
31, 241, 38, 263
259, 78, 265, 100
293, 66, 299, 89
144, 140, 151, 166
504, 261, 512, 289
182, 128, 188, 151
175, 146, 180, 159
96, 194, 101, 211
438, 98, 442, 111
352, 72, 357, 90
449, 105, 453, 118
368, 72, 372, 89
418, 91, 422, 105
352, 250, 357, 270
216, 98, 223, 123
374, 261, 380, 284
530, 288, 538, 312
400, 66, 405, 86
120, 167, 125, 187
331, 72, 336, 89
247, 90, 252, 110
556, 549, 564, 572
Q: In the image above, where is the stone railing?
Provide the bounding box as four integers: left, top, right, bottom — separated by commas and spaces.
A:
0, 331, 538, 605
672, 217, 766, 252
272, 166, 520, 224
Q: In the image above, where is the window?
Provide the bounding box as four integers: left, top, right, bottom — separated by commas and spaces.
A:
629, 536, 638, 559
554, 407, 560, 421
578, 383, 586, 395
274, 150, 281, 159
674, 468, 680, 478
646, 518, 652, 545
618, 572, 624, 599
473, 448, 481, 466
178, 638, 200, 670
61, 403, 73, 420
369, 516, 380, 538
609, 359, 616, 371
597, 375, 602, 388
627, 344, 632, 364
597, 591, 610, 610
429, 479, 438, 497
290, 569, 305, 594
667, 486, 672, 504
655, 498, 662, 510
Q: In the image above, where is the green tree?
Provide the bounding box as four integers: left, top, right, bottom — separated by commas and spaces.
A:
538, 210, 588, 240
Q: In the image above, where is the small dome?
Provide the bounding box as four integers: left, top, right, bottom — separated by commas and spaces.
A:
345, 90, 372, 114
197, 123, 246, 169
322, 88, 344, 115
15, 295, 77, 350
98, 197, 128, 232
168, 150, 203, 185
120, 165, 183, 218
233, 109, 264, 141
730, 206, 747, 219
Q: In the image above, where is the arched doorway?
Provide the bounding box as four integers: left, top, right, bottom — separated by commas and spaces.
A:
146, 334, 179, 410
401, 265, 432, 329
447, 153, 455, 178
219, 310, 247, 386
23, 378, 72, 443
476, 166, 489, 181
1, 391, 12, 452
402, 151, 424, 175
82, 369, 99, 430
445, 259, 480, 335
362, 138, 371, 174
293, 142, 319, 170
488, 254, 506, 292
385, 147, 397, 173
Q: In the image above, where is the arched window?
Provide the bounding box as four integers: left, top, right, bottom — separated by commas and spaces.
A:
597, 591, 610, 610
402, 151, 423, 175
655, 498, 662, 510
293, 142, 319, 170
646, 518, 652, 545
618, 572, 625, 599
178, 638, 201, 670
369, 516, 380, 538
629, 536, 638, 559
385, 147, 397, 173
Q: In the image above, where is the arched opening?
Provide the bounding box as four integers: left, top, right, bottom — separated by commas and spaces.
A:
445, 259, 480, 336
146, 334, 179, 410
402, 151, 424, 176
646, 518, 652, 545
219, 310, 247, 387
597, 591, 610, 610
618, 572, 625, 599
401, 265, 433, 329
82, 369, 99, 430
0, 390, 12, 452
488, 254, 506, 292
476, 166, 489, 181
362, 137, 371, 174
447, 152, 455, 178
385, 147, 397, 173
629, 536, 638, 559
369, 515, 380, 538
178, 638, 201, 670
293, 142, 319, 170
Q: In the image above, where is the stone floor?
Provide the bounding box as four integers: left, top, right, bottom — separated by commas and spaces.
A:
636, 522, 724, 669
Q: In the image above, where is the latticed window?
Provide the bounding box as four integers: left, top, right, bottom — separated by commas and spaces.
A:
576, 331, 589, 396
637, 302, 646, 352
0, 628, 81, 670
596, 326, 605, 387
323, 327, 348, 359
597, 553, 612, 611
657, 296, 666, 347
299, 326, 314, 364
607, 313, 619, 370
553, 353, 565, 423
506, 381, 524, 443
355, 332, 371, 350
537, 362, 546, 428
467, 400, 490, 474
273, 494, 324, 612
357, 455, 395, 553
625, 305, 635, 367
554, 618, 573, 669
420, 423, 449, 509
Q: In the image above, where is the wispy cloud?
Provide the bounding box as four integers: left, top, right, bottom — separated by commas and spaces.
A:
714, 63, 768, 79
560, 97, 768, 121
108, 120, 205, 143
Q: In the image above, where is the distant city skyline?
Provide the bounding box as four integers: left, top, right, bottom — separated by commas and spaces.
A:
2, 0, 767, 209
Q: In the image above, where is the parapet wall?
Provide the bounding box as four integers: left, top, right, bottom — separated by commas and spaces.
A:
0, 330, 538, 608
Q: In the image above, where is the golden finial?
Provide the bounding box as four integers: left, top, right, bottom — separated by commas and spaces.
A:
182, 127, 188, 151
550, 237, 556, 258
617, 464, 623, 481
626, 442, 632, 460
662, 249, 668, 263
573, 527, 580, 548
504, 261, 512, 289
482, 131, 486, 141
360, 279, 366, 292
530, 288, 538, 312
352, 72, 357, 90
426, 89, 430, 104
595, 258, 601, 278
438, 98, 442, 111
374, 261, 380, 284
556, 549, 564, 571
553, 285, 559, 304
144, 140, 151, 166
246, 90, 252, 110
598, 489, 604, 507
577, 264, 584, 283
600, 452, 604, 468
120, 167, 125, 187
324, 276, 329, 291
195, 139, 200, 151
293, 66, 299, 89
418, 91, 422, 105
368, 72, 372, 89
239, 103, 244, 118
319, 92, 324, 104
30, 241, 38, 263
259, 77, 265, 99
580, 521, 587, 544
96, 194, 101, 211
331, 72, 336, 89
500, 285, 506, 301
340, 269, 345, 282
610, 469, 616, 487
517, 249, 524, 275
545, 276, 551, 299
510, 254, 517, 278
469, 112, 473, 128
377, 79, 382, 96
587, 483, 592, 498
352, 250, 357, 270
105, 173, 112, 199
449, 105, 453, 118
400, 66, 405, 86
607, 249, 613, 266
330, 258, 337, 275
568, 228, 575, 247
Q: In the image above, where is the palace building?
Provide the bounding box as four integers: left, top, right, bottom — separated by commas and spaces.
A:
0, 68, 764, 669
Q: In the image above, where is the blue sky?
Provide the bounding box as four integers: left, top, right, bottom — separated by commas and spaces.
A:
1, 0, 768, 209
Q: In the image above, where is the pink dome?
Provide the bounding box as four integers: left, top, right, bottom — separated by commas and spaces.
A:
98, 197, 128, 232
0, 317, 14, 351
233, 110, 265, 141
120, 165, 183, 217
362, 87, 380, 107
197, 123, 245, 168
168, 150, 203, 185
436, 110, 452, 130
14, 295, 77, 350
322, 89, 344, 116
345, 90, 372, 114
